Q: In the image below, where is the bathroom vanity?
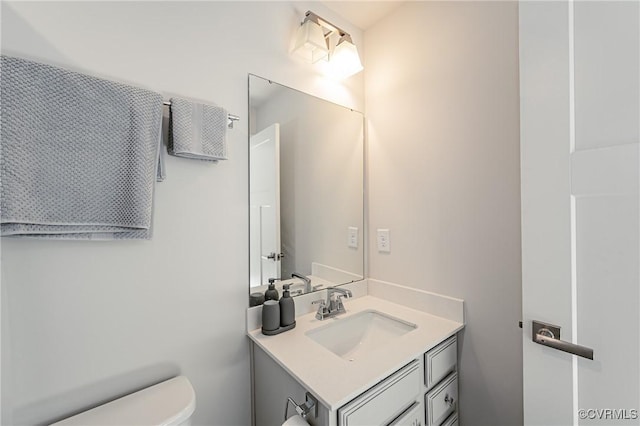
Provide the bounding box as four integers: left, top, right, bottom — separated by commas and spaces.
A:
248, 281, 464, 426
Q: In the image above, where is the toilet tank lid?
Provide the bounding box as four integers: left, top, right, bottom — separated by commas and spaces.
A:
51, 376, 196, 426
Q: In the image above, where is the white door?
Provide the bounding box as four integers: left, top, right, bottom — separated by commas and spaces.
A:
250, 124, 281, 287
520, 1, 639, 425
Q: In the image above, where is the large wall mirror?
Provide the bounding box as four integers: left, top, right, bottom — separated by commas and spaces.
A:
249, 74, 364, 299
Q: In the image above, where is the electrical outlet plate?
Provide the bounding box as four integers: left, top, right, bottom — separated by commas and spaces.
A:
348, 227, 358, 248
377, 228, 390, 252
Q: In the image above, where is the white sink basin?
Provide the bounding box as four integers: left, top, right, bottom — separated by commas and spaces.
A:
306, 310, 417, 362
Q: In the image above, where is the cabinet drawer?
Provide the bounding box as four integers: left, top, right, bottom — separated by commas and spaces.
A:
339, 360, 421, 426
425, 372, 458, 426
424, 335, 457, 389
441, 412, 459, 426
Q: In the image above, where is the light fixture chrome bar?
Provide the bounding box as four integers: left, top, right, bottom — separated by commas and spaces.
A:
162, 101, 240, 129
303, 11, 351, 40
295, 10, 363, 78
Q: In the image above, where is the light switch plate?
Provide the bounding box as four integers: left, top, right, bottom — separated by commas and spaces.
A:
348, 227, 358, 248
377, 229, 390, 252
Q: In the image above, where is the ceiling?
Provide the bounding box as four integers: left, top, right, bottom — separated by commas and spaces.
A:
320, 1, 406, 30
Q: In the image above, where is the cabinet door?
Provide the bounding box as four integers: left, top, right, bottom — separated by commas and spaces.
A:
389, 402, 423, 426
338, 360, 420, 426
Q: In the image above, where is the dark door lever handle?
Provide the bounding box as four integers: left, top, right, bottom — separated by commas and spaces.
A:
532, 320, 594, 360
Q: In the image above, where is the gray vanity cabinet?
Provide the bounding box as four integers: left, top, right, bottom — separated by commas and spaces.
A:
252, 344, 334, 426
252, 334, 459, 426
424, 336, 458, 426
335, 334, 459, 426
337, 361, 421, 425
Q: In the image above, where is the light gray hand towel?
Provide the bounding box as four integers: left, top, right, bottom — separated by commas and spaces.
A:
168, 97, 228, 161
0, 55, 164, 239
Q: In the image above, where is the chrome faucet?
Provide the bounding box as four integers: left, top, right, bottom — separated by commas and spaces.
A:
291, 272, 312, 293
312, 287, 353, 320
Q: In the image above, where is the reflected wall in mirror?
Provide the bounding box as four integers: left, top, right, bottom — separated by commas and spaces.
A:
249, 75, 364, 300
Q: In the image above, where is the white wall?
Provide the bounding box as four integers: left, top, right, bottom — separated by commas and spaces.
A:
0, 2, 363, 425
364, 2, 523, 425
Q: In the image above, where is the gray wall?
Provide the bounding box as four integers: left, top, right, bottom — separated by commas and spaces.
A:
0, 2, 363, 425
364, 2, 523, 425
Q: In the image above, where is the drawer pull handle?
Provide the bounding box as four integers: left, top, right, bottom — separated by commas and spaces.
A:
444, 393, 455, 407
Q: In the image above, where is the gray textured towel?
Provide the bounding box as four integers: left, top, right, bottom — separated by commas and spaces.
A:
0, 55, 163, 239
168, 97, 228, 161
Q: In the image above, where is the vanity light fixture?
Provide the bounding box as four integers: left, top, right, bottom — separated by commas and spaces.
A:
292, 13, 329, 63
292, 11, 364, 79
329, 34, 364, 79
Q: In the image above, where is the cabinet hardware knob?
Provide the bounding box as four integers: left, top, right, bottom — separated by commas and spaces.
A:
444, 393, 455, 406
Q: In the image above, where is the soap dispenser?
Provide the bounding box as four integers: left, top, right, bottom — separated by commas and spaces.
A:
279, 284, 295, 327
264, 278, 280, 301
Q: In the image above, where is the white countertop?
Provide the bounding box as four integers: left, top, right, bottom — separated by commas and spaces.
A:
248, 295, 464, 410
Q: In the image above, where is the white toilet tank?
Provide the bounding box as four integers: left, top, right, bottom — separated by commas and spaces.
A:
51, 376, 196, 426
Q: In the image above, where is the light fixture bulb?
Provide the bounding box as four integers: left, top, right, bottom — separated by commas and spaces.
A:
292, 19, 329, 63
328, 38, 364, 79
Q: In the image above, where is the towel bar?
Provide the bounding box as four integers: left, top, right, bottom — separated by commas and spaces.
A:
162, 100, 239, 129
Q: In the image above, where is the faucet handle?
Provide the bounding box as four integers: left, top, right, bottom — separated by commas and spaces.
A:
336, 294, 349, 308
312, 299, 328, 320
